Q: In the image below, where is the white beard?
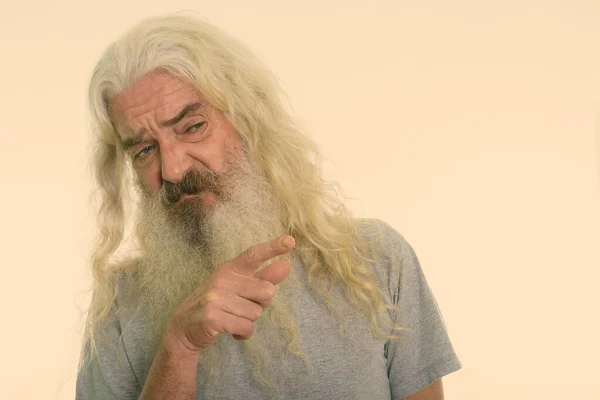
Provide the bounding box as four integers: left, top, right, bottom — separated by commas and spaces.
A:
122, 151, 303, 396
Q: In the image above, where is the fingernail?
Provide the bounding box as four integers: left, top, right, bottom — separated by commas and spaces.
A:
281, 236, 293, 248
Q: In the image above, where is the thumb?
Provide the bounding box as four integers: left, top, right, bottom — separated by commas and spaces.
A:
254, 260, 291, 286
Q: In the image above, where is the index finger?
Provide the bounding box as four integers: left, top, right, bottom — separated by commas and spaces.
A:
230, 235, 295, 275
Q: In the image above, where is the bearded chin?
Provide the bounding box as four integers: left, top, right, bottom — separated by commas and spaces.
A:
126, 155, 302, 394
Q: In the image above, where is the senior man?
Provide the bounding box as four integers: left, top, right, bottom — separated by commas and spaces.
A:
76, 13, 462, 400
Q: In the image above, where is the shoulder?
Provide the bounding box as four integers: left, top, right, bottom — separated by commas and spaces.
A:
355, 218, 414, 261
354, 218, 417, 293
114, 257, 144, 306
93, 257, 144, 316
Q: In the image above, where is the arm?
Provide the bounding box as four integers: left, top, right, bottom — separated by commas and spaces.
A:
370, 220, 461, 399
138, 236, 294, 399
138, 332, 200, 400
402, 379, 444, 400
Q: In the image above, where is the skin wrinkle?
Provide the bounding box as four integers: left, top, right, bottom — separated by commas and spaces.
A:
110, 74, 237, 192
83, 14, 422, 398
108, 72, 302, 394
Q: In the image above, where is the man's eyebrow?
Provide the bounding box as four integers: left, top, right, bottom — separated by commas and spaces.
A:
119, 101, 203, 150
160, 101, 202, 127
121, 134, 142, 150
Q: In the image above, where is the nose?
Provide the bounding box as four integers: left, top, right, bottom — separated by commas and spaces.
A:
160, 141, 192, 184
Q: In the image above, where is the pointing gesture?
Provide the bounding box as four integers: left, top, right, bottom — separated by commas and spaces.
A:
166, 235, 296, 351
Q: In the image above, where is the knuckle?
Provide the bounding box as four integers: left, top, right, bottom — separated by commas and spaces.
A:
202, 307, 219, 326
262, 296, 273, 308
250, 304, 263, 321
210, 277, 226, 290
262, 282, 276, 299
203, 290, 221, 304
241, 320, 254, 336
243, 246, 259, 263
201, 326, 219, 339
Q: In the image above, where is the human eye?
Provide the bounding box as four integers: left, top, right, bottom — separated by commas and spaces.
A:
184, 121, 205, 133
134, 145, 155, 160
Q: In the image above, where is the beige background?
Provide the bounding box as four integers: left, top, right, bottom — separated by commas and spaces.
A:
1, 1, 599, 399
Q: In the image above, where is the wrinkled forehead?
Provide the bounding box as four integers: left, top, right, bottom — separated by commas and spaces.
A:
108, 72, 202, 136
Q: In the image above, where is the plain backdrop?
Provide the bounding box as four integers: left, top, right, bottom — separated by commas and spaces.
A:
1, 1, 599, 399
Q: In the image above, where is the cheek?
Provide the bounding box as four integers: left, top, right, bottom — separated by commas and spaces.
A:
135, 164, 162, 193
186, 140, 229, 173
216, 134, 243, 170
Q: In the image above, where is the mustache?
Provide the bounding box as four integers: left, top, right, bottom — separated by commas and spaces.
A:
160, 169, 223, 207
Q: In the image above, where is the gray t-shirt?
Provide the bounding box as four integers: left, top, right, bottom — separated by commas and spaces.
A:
76, 219, 462, 399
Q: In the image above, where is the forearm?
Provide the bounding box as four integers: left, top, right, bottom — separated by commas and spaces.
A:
139, 334, 200, 400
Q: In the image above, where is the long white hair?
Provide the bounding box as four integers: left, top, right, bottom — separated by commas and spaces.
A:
83, 11, 404, 362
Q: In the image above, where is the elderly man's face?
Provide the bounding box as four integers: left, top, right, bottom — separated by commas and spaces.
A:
109, 72, 242, 210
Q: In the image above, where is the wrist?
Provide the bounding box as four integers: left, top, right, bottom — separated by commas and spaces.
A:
162, 326, 201, 361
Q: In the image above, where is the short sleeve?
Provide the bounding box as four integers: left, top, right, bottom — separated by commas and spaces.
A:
76, 301, 141, 399
373, 220, 462, 399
